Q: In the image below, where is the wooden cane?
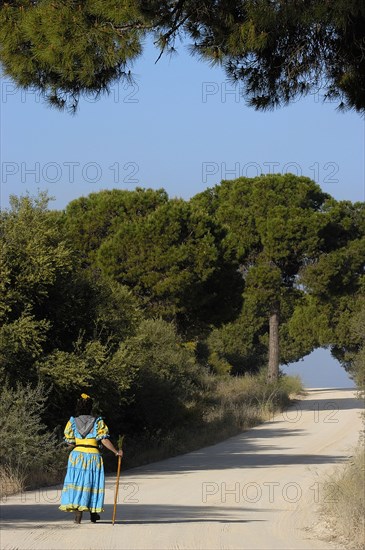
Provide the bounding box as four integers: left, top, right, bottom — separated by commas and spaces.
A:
112, 455, 122, 525
112, 435, 124, 526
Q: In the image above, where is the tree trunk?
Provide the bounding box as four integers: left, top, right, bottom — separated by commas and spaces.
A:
267, 309, 280, 382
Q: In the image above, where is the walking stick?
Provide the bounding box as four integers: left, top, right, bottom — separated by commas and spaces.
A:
112, 435, 124, 526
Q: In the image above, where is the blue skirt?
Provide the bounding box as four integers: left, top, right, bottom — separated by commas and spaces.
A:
59, 450, 105, 513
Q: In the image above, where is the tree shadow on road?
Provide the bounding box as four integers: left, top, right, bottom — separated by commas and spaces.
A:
120, 391, 363, 476
0, 503, 267, 528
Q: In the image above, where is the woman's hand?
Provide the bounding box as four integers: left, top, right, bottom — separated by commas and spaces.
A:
100, 438, 123, 456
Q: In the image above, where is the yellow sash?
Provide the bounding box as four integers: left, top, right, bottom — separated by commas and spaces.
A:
74, 437, 99, 454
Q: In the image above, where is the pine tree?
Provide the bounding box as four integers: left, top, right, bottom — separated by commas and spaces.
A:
200, 173, 330, 381
0, 1, 364, 112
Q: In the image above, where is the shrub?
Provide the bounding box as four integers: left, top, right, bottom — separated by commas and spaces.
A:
0, 382, 63, 496
116, 318, 202, 433
109, 372, 304, 471
320, 444, 365, 550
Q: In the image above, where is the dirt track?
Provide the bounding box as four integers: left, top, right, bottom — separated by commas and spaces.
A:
1, 388, 363, 550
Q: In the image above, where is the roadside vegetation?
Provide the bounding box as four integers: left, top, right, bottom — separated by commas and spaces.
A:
0, 178, 363, 498
109, 372, 303, 471
320, 443, 365, 550
318, 301, 365, 550
0, 372, 303, 497
0, 383, 67, 496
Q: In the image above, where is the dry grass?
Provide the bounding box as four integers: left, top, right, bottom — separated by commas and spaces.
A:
111, 372, 303, 471
320, 444, 365, 550
0, 465, 24, 498
25, 462, 67, 491
2, 373, 304, 492
0, 464, 66, 499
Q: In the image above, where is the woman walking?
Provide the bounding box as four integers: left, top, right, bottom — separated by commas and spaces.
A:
59, 393, 123, 524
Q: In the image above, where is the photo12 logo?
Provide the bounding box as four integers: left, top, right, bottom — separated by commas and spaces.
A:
202, 82, 245, 103
201, 81, 339, 105
201, 161, 339, 185
201, 480, 340, 505
1, 482, 140, 504
1, 80, 139, 105
1, 161, 140, 185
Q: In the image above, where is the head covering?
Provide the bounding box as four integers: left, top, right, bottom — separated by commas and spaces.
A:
74, 415, 96, 438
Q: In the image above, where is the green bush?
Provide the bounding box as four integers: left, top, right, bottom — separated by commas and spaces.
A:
117, 318, 202, 433
206, 316, 268, 375
0, 382, 63, 494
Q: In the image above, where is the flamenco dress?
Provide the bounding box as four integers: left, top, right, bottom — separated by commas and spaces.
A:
59, 415, 109, 514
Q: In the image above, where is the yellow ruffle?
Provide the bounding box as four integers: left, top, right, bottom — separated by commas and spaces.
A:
59, 504, 104, 513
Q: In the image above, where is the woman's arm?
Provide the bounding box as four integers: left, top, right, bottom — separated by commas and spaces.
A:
101, 438, 123, 457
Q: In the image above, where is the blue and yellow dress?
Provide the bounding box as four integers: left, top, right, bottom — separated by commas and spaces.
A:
59, 415, 109, 514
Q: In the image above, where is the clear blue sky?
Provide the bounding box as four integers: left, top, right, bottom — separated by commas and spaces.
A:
0, 37, 363, 388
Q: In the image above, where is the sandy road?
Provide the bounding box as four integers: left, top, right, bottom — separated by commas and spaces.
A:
1, 388, 363, 550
